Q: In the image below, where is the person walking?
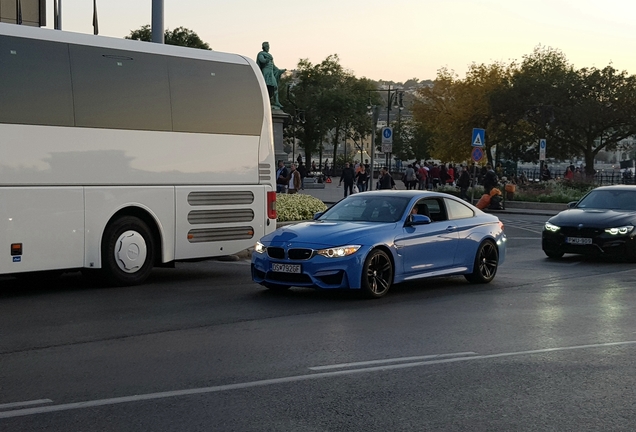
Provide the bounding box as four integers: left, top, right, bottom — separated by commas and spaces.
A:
404, 164, 417, 190
457, 165, 471, 202
355, 165, 370, 192
417, 164, 429, 190
275, 160, 288, 193
483, 164, 498, 194
378, 167, 395, 190
339, 162, 356, 197
286, 163, 301, 194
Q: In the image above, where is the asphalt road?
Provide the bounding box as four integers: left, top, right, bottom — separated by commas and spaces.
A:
2, 214, 636, 431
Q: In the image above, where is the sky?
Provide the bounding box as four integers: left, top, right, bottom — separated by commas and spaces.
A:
44, 0, 636, 82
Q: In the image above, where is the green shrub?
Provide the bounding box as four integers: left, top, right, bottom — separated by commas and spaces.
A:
276, 193, 327, 222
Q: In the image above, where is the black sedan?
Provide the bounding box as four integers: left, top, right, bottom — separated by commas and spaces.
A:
542, 185, 636, 260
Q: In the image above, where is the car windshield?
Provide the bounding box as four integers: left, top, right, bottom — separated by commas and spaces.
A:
318, 195, 410, 222
577, 190, 636, 210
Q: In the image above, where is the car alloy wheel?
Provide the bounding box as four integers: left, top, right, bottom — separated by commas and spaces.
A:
465, 240, 498, 284
361, 249, 393, 298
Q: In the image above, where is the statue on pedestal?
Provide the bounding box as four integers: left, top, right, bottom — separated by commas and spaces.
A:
257, 41, 286, 110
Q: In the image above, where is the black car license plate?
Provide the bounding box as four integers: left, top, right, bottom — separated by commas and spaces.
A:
566, 237, 592, 245
271, 263, 301, 273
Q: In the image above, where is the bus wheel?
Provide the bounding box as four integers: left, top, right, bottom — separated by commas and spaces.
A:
102, 216, 155, 286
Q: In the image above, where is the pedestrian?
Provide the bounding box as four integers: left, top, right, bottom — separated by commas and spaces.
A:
457, 165, 471, 202
429, 163, 441, 189
417, 164, 429, 190
378, 166, 395, 190
355, 165, 369, 192
286, 163, 301, 194
297, 162, 308, 190
275, 160, 288, 193
483, 164, 498, 194
404, 164, 417, 190
339, 162, 356, 197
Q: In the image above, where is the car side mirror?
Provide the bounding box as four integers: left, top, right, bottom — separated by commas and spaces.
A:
313, 211, 324, 220
406, 214, 431, 226
567, 201, 578, 209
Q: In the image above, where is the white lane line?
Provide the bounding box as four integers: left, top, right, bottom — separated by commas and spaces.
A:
1, 340, 635, 419
309, 351, 478, 371
0, 399, 53, 410
506, 237, 541, 240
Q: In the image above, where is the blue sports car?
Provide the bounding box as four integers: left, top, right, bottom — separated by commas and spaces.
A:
251, 191, 506, 298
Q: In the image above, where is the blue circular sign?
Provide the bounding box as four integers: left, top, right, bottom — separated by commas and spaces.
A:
383, 128, 392, 138
472, 147, 483, 162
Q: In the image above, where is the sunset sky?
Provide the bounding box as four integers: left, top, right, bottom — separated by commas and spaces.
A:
45, 0, 636, 82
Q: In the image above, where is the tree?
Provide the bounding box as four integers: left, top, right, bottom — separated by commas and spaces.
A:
284, 55, 378, 167
126, 25, 212, 50
496, 46, 636, 175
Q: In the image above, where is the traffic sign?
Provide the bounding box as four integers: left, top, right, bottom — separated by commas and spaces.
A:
471, 147, 484, 162
381, 127, 393, 144
472, 128, 485, 147
539, 138, 546, 161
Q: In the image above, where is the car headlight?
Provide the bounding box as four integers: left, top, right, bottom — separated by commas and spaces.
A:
254, 241, 267, 254
316, 245, 361, 258
544, 222, 561, 232
604, 225, 634, 235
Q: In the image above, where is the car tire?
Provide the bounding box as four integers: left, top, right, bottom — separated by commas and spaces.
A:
102, 216, 155, 287
544, 249, 564, 259
263, 282, 291, 292
465, 240, 499, 284
361, 249, 393, 298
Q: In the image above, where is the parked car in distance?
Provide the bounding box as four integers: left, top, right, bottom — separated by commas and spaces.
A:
251, 191, 507, 298
542, 185, 636, 260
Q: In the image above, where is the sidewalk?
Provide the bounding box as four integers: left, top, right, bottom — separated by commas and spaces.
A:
297, 176, 563, 217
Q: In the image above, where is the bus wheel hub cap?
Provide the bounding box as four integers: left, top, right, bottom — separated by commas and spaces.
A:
115, 230, 147, 273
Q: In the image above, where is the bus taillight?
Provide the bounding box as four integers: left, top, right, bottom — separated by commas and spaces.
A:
267, 191, 277, 219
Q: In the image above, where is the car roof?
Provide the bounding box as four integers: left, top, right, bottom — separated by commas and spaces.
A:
353, 190, 451, 199
591, 185, 636, 192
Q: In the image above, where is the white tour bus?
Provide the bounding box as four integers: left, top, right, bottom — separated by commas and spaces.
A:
0, 23, 277, 285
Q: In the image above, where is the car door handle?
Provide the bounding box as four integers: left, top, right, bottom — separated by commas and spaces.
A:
446, 226, 457, 231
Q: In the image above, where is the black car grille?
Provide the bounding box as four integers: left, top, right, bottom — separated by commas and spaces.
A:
288, 248, 313, 260
267, 272, 312, 284
560, 227, 604, 237
266, 247, 314, 260
267, 247, 285, 259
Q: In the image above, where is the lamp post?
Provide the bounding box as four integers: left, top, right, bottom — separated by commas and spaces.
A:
368, 86, 404, 171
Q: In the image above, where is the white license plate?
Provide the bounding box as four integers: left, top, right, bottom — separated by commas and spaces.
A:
566, 237, 592, 245
271, 263, 301, 273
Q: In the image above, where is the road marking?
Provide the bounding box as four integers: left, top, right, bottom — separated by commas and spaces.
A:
309, 351, 477, 370
1, 340, 635, 419
0, 399, 52, 410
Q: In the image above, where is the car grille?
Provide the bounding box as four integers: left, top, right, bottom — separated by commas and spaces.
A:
560, 227, 603, 237
288, 248, 313, 260
267, 247, 285, 259
266, 247, 314, 260
267, 272, 312, 284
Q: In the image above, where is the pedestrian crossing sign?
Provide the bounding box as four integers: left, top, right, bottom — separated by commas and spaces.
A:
472, 128, 485, 147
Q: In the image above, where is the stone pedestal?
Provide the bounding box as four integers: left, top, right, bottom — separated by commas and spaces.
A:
272, 109, 291, 164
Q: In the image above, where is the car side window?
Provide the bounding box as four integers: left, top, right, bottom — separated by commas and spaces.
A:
417, 198, 447, 222
445, 198, 475, 220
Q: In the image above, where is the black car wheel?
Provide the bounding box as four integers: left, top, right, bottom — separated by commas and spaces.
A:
361, 249, 393, 298
465, 240, 498, 284
544, 249, 564, 259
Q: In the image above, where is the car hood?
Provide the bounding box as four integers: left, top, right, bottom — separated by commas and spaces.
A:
549, 208, 636, 228
261, 221, 397, 247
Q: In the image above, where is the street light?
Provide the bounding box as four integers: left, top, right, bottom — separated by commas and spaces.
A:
368, 86, 404, 171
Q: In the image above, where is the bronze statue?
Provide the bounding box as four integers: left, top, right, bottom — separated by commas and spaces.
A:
257, 42, 286, 110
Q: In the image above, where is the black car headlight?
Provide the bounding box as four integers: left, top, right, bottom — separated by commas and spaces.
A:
544, 222, 561, 232
604, 225, 634, 235
316, 245, 361, 258
254, 241, 267, 254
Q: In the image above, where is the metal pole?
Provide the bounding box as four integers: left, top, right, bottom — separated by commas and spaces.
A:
58, 0, 62, 29
386, 86, 391, 169
151, 0, 164, 44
